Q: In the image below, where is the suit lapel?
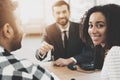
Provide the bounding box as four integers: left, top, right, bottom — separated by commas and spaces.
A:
68, 22, 73, 40
54, 24, 63, 48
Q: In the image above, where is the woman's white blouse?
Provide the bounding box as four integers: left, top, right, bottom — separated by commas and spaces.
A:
101, 46, 120, 80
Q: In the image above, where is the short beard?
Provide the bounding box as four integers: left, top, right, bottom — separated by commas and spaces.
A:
58, 19, 68, 26
10, 34, 22, 51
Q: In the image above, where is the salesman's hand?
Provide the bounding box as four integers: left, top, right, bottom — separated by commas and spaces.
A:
39, 41, 54, 56
53, 58, 74, 67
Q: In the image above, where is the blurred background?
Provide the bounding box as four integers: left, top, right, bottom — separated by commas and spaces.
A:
12, 0, 120, 63
14, 0, 120, 36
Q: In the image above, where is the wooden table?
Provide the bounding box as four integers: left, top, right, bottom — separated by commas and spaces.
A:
39, 62, 101, 80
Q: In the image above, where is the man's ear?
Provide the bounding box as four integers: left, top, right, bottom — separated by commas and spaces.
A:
2, 23, 14, 38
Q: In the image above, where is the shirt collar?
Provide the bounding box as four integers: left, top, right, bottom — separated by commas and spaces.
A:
0, 46, 11, 56
0, 46, 4, 53
57, 22, 70, 32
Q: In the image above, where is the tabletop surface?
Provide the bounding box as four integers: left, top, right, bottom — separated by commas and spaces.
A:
39, 62, 101, 80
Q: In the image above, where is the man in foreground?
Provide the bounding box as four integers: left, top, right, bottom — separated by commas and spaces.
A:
0, 0, 57, 80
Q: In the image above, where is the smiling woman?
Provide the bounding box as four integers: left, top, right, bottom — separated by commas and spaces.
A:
88, 12, 107, 47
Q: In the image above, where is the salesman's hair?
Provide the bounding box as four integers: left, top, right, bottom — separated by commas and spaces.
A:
52, 0, 70, 11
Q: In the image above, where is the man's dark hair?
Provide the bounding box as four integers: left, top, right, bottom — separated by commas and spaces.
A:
0, 0, 16, 29
52, 1, 70, 11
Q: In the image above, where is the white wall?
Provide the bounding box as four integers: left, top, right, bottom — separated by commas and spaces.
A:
14, 0, 120, 34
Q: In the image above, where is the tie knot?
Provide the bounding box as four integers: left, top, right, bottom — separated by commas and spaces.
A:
63, 31, 67, 38
63, 31, 67, 33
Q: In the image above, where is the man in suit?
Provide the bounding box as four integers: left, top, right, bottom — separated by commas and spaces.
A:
36, 1, 93, 67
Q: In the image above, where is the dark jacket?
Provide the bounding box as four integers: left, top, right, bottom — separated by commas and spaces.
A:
36, 22, 94, 64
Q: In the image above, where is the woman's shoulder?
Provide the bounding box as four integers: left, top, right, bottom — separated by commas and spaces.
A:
109, 46, 120, 55
101, 46, 120, 80
111, 46, 120, 50
106, 46, 120, 60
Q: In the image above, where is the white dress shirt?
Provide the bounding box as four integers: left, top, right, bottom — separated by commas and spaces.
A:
57, 22, 77, 64
37, 22, 77, 63
0, 46, 4, 53
57, 22, 70, 47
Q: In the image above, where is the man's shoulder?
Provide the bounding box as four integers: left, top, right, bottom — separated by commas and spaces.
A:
0, 54, 54, 80
0, 54, 33, 69
47, 23, 56, 28
70, 21, 80, 25
45, 23, 57, 31
69, 21, 80, 31
70, 21, 80, 27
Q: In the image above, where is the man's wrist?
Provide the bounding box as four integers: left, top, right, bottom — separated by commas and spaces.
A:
70, 57, 77, 64
36, 49, 46, 58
